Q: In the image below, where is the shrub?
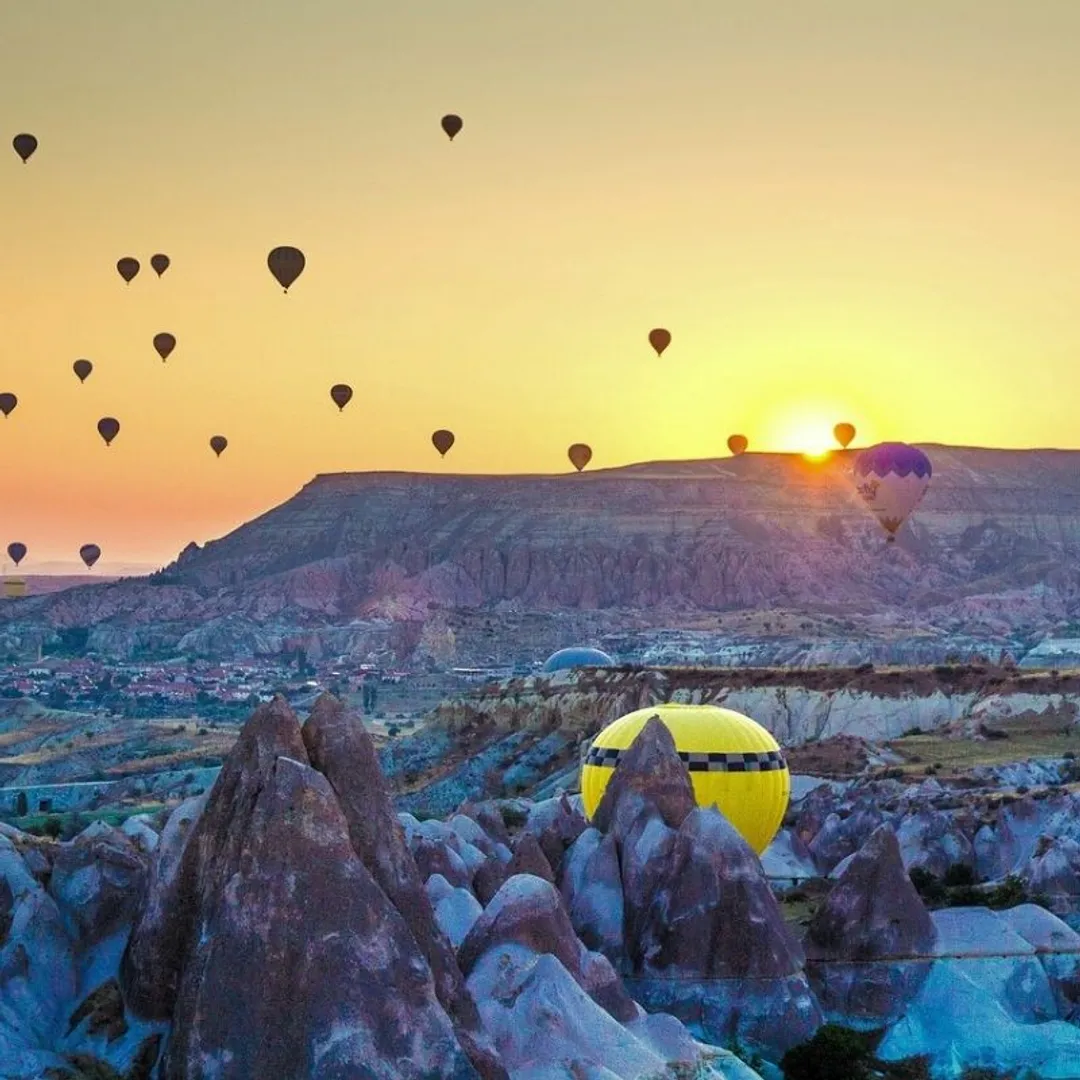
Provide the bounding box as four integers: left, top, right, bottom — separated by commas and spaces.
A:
909, 867, 946, 906
943, 863, 976, 888
902, 726, 924, 737
42, 815, 64, 839
986, 875, 1028, 910
781, 1024, 876, 1080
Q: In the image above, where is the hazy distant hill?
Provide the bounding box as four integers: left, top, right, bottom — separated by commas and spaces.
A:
3, 445, 1080, 663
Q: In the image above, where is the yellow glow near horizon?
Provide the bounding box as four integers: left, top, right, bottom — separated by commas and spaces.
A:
3, 2, 1080, 568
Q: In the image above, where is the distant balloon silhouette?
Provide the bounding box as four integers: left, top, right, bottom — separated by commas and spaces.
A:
330, 384, 353, 411
268, 246, 305, 292
6, 543, 26, 567
834, 423, 856, 449
79, 544, 101, 569
727, 434, 748, 456
73, 359, 93, 383
431, 429, 455, 457
153, 333, 176, 362
441, 114, 463, 140
97, 417, 120, 446
150, 253, 170, 277
648, 328, 671, 356
0, 393, 16, 418
568, 443, 592, 472
12, 134, 37, 163
209, 435, 228, 457
117, 257, 140, 284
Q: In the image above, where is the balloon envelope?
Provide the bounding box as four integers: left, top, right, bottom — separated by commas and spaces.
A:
268, 246, 305, 291
12, 134, 37, 162
73, 359, 93, 383
568, 443, 592, 472
648, 328, 671, 356
0, 393, 16, 418
153, 333, 176, 361
210, 435, 228, 457
432, 429, 455, 456
581, 703, 790, 855
97, 417, 120, 446
150, 253, 170, 277
117, 257, 139, 283
79, 544, 101, 569
542, 647, 615, 673
852, 442, 932, 542
441, 114, 463, 140
6, 543, 26, 567
834, 422, 856, 449
727, 434, 748, 456
330, 384, 353, 411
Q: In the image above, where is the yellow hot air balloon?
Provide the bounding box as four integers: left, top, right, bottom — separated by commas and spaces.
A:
580, 702, 789, 855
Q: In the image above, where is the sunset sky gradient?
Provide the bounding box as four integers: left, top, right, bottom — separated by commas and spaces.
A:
3, 1, 1080, 569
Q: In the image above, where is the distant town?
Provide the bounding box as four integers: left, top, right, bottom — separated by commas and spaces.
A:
0, 652, 544, 722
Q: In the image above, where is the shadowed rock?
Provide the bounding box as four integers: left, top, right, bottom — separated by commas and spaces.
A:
592, 715, 696, 835
807, 825, 936, 963
805, 824, 937, 1023
122, 697, 306, 1019
506, 833, 555, 885
459, 874, 638, 1023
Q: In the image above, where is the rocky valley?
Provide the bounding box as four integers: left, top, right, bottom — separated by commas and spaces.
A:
5, 448, 1080, 666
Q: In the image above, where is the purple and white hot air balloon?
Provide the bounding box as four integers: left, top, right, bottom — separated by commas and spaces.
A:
852, 442, 932, 543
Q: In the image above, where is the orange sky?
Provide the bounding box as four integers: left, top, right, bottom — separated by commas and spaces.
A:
3, 1, 1080, 570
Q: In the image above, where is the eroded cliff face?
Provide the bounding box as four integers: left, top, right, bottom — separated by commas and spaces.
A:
6, 447, 1080, 661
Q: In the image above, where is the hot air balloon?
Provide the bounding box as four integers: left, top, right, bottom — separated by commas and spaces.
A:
209, 435, 228, 457
441, 114, 463, 140
432, 429, 455, 457
117, 257, 140, 283
727, 434, 748, 456
268, 246, 305, 292
12, 134, 37, 163
580, 703, 790, 855
568, 443, 592, 472
153, 333, 176, 362
79, 544, 101, 569
834, 423, 856, 449
542, 647, 615, 673
648, 328, 671, 356
0, 393, 16, 418
330, 384, 353, 411
852, 442, 932, 543
6, 543, 26, 567
150, 253, 170, 277
73, 359, 93, 383
97, 417, 120, 446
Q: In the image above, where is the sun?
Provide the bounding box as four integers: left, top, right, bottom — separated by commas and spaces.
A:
785, 418, 836, 460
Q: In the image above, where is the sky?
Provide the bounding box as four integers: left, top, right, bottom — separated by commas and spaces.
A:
2, 1, 1080, 570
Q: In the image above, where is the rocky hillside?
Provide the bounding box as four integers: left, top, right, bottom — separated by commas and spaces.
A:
5, 446, 1080, 662
388, 664, 1080, 816
4, 696, 1080, 1078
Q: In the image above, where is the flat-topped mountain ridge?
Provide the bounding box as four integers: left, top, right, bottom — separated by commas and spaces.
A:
4, 445, 1080, 661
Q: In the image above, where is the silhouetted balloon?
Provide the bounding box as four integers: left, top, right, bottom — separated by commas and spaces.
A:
834, 423, 856, 449
73, 359, 93, 383
268, 246, 305, 292
117, 257, 140, 283
79, 544, 101, 569
330, 384, 353, 411
648, 328, 671, 356
852, 442, 933, 543
209, 435, 228, 457
432, 429, 455, 456
441, 114, 463, 140
6, 543, 26, 567
727, 434, 748, 456
150, 253, 170, 277
568, 443, 592, 472
0, 393, 16, 418
153, 333, 176, 361
12, 134, 37, 163
97, 417, 120, 446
